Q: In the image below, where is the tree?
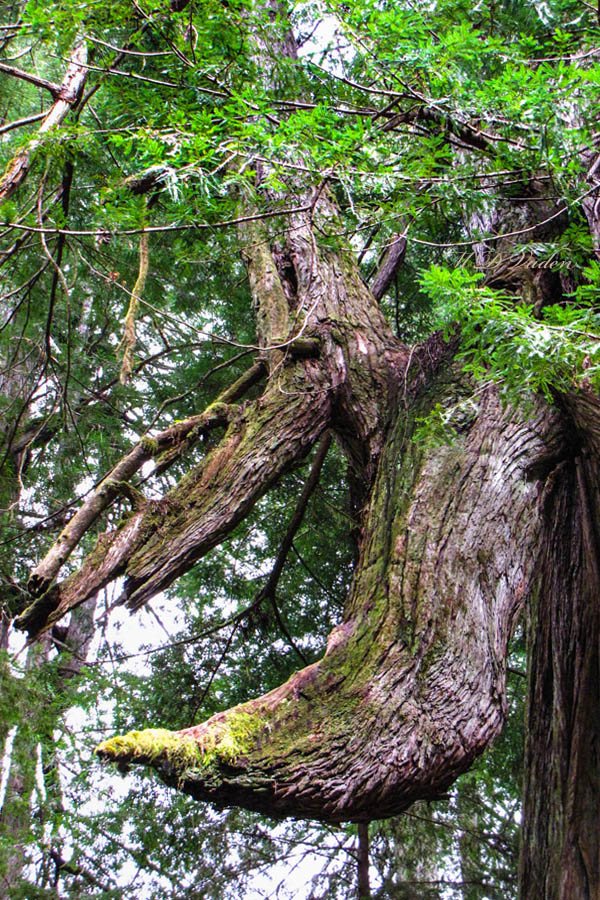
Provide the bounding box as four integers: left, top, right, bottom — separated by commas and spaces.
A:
1, 0, 599, 896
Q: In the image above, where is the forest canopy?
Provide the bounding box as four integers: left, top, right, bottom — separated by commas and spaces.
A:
0, 0, 599, 897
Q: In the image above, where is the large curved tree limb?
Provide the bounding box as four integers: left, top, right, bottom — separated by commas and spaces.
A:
97, 366, 570, 823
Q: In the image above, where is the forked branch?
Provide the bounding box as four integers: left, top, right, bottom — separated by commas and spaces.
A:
17, 357, 330, 637
25, 360, 265, 601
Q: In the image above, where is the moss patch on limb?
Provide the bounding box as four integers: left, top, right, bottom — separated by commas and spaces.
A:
189, 709, 265, 767
96, 710, 266, 781
96, 728, 202, 776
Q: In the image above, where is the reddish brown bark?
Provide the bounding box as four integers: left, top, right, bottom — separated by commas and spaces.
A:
520, 393, 600, 900
96, 364, 570, 823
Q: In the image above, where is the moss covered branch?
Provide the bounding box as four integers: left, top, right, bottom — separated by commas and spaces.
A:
96, 369, 569, 823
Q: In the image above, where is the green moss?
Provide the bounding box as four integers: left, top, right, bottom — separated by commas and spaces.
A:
140, 435, 159, 455
198, 710, 264, 766
96, 711, 264, 779
202, 400, 230, 421
96, 728, 201, 774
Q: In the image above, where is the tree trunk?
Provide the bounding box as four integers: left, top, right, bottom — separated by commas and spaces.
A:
357, 822, 371, 899
0, 596, 98, 894
520, 394, 600, 900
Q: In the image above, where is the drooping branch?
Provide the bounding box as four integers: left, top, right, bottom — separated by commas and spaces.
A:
96, 362, 570, 823
0, 42, 88, 204
22, 360, 265, 606
119, 225, 149, 384
17, 352, 331, 637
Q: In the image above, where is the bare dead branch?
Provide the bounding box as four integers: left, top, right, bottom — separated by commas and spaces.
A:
0, 61, 61, 96
0, 43, 88, 204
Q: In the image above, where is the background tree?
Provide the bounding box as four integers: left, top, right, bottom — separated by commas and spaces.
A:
0, 0, 598, 897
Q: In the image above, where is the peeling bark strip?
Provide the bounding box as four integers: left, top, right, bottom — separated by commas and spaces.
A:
97, 370, 568, 823
0, 43, 88, 204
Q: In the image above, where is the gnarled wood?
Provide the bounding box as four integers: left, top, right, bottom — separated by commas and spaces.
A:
18, 186, 405, 637
97, 367, 569, 823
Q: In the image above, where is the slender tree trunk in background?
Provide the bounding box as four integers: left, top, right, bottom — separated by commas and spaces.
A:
357, 822, 371, 899
0, 596, 98, 895
0, 636, 52, 893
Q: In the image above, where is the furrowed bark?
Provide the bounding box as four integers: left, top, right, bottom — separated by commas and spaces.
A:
520, 392, 600, 900
582, 151, 600, 259
17, 358, 331, 636
0, 42, 88, 204
25, 360, 265, 601
96, 363, 568, 823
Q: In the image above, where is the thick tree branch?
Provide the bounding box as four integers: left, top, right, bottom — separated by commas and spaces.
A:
96, 367, 568, 823
24, 360, 265, 602
17, 355, 330, 636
